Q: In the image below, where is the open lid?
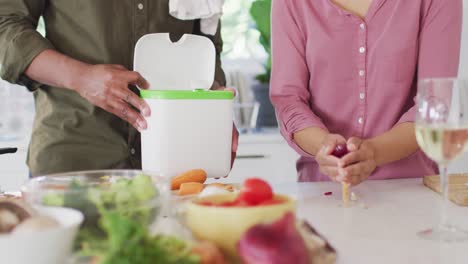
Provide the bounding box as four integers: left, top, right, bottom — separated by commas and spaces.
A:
134, 33, 216, 91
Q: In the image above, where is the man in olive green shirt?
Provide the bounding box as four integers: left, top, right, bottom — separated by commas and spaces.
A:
0, 0, 237, 176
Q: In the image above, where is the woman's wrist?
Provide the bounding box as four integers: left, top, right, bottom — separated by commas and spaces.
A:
293, 127, 329, 156
365, 123, 418, 167
363, 138, 383, 167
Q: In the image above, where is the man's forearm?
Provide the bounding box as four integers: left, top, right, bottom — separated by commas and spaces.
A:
25, 49, 89, 91
367, 122, 419, 166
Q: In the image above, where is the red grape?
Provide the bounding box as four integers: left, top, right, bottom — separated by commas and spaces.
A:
331, 144, 349, 158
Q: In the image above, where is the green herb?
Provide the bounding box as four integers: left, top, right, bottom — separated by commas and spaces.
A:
82, 211, 199, 264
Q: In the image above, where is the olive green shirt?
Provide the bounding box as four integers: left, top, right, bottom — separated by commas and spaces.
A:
0, 0, 226, 176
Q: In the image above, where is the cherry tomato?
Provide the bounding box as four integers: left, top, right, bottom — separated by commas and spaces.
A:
238, 178, 273, 205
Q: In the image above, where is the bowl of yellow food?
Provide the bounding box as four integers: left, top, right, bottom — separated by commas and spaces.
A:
184, 178, 296, 257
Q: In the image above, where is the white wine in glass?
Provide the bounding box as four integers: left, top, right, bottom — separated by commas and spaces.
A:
416, 78, 468, 242
415, 126, 468, 164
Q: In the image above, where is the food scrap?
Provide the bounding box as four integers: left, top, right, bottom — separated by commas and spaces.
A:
206, 183, 234, 192
198, 186, 230, 198
197, 178, 284, 207
178, 182, 205, 196
171, 169, 207, 190
191, 241, 227, 264
324, 192, 333, 196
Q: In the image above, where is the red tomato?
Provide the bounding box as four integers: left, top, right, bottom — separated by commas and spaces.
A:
238, 178, 274, 205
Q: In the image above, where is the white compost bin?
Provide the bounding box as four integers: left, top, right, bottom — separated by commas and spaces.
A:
134, 33, 234, 178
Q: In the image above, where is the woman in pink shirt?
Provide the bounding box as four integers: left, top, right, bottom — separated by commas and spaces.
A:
270, 0, 463, 185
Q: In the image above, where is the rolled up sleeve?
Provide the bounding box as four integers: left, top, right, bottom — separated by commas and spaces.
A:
397, 0, 462, 124
0, 0, 54, 89
270, 0, 327, 157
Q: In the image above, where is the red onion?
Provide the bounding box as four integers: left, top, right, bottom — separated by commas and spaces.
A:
237, 213, 309, 264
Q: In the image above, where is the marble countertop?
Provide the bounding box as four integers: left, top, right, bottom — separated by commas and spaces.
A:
273, 178, 468, 264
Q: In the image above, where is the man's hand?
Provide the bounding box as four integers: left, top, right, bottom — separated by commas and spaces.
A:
337, 137, 377, 186
316, 134, 347, 181
215, 87, 238, 179
73, 64, 151, 131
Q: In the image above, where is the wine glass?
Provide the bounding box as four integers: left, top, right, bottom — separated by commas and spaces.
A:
415, 78, 468, 242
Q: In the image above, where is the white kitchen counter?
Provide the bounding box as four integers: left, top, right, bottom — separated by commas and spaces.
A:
273, 178, 468, 264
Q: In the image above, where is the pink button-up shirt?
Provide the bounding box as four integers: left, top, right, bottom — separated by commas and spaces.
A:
270, 0, 462, 182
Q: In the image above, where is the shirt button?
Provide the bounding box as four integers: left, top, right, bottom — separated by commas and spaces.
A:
130, 148, 136, 155
137, 3, 144, 10
358, 117, 364, 124
359, 47, 366, 53
359, 70, 365, 77
360, 23, 365, 30
359, 93, 365, 100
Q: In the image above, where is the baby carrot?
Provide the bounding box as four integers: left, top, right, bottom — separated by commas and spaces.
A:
171, 169, 207, 190
178, 182, 205, 196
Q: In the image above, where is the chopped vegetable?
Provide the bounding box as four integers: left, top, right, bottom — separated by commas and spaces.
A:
178, 182, 205, 196
171, 169, 207, 190
42, 174, 160, 251
237, 213, 309, 264
237, 178, 273, 205
198, 186, 230, 198
206, 183, 225, 188
191, 241, 227, 264
206, 183, 234, 192
41, 174, 202, 263
324, 191, 333, 196
42, 193, 64, 206
82, 211, 199, 264
197, 179, 285, 207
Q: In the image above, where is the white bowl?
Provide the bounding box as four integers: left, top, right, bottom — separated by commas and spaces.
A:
0, 206, 83, 264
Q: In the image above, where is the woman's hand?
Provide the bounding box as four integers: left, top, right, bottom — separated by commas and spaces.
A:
337, 137, 377, 186
72, 64, 151, 131
316, 133, 347, 181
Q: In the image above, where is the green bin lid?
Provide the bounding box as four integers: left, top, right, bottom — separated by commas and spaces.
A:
140, 89, 234, 100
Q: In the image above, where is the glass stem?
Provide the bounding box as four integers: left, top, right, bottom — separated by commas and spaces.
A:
439, 164, 450, 229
